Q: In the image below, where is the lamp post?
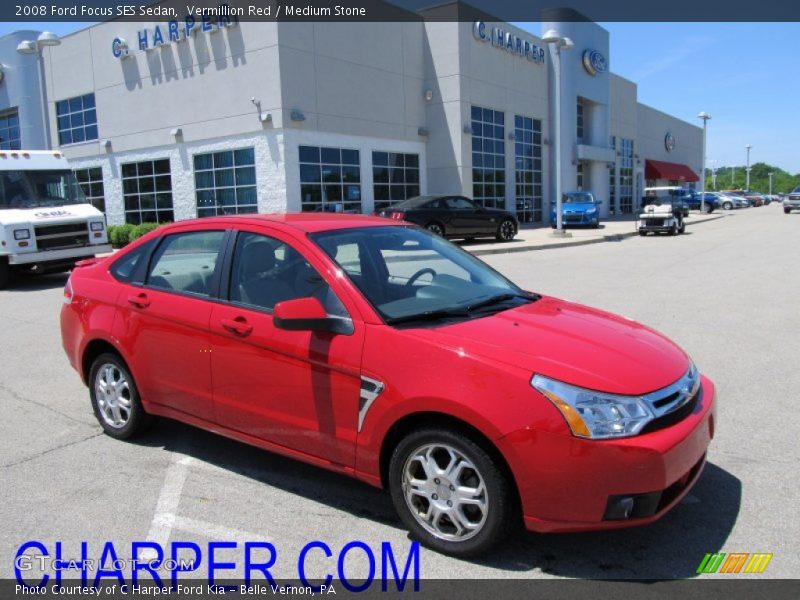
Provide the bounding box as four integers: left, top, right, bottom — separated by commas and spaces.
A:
698, 112, 711, 212
16, 32, 61, 150
769, 172, 774, 195
745, 144, 752, 191
542, 29, 574, 237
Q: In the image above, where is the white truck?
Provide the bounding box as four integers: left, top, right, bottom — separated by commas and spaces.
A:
0, 150, 110, 288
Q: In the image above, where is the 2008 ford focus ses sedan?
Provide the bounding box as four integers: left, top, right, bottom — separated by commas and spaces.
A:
61, 214, 715, 557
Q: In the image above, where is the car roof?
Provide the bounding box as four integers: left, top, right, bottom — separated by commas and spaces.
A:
158, 213, 402, 234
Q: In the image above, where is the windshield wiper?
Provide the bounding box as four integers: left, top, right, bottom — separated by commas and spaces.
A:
385, 307, 469, 325
465, 292, 540, 312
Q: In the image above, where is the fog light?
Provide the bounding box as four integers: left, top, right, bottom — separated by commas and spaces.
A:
605, 496, 635, 520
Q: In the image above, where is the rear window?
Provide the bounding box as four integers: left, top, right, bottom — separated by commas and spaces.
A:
110, 239, 155, 284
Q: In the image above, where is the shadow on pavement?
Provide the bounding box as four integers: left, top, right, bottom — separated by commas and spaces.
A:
3, 271, 70, 292
135, 420, 740, 580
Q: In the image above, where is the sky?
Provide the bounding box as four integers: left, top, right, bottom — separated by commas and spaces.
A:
2, 21, 798, 173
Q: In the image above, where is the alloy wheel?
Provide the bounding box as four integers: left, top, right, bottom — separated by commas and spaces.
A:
94, 363, 132, 428
499, 220, 516, 241
402, 443, 489, 541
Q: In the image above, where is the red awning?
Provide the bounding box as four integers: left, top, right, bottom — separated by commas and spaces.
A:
645, 159, 699, 182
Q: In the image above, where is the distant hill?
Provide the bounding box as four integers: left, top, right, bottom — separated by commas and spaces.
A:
707, 163, 799, 194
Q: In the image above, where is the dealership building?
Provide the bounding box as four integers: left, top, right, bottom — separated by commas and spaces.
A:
0, 7, 703, 226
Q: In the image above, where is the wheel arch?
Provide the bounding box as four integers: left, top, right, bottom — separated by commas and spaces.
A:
81, 337, 127, 385
378, 411, 521, 513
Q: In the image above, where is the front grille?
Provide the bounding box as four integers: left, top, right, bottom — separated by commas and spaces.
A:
34, 223, 89, 251
638, 364, 702, 434
564, 214, 583, 222
640, 387, 701, 434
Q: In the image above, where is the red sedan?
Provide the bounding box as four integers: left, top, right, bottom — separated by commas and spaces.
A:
60, 214, 716, 556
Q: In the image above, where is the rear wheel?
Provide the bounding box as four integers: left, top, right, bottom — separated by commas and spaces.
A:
496, 218, 516, 242
425, 222, 445, 237
89, 353, 153, 439
785, 208, 791, 214
389, 427, 515, 557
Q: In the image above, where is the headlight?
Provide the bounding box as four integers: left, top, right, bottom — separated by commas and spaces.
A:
531, 374, 655, 439
90, 221, 105, 231
586, 207, 597, 214
13, 229, 30, 240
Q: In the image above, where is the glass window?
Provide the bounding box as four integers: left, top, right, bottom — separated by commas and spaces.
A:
619, 138, 634, 214
229, 231, 347, 316
56, 93, 98, 146
110, 239, 156, 283
0, 110, 21, 150
372, 151, 420, 211
122, 159, 174, 224
146, 230, 226, 296
194, 148, 257, 217
514, 115, 543, 223
576, 100, 584, 142
73, 167, 105, 213
471, 106, 505, 210
298, 146, 361, 213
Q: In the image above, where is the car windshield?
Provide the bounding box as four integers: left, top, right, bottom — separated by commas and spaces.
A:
793, 187, 800, 194
311, 225, 537, 326
0, 169, 87, 209
563, 192, 593, 203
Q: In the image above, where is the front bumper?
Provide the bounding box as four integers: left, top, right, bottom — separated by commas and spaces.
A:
499, 375, 716, 533
7, 244, 112, 265
637, 218, 676, 232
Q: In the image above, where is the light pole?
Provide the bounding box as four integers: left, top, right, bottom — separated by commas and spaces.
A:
731, 166, 735, 186
542, 29, 574, 237
16, 32, 61, 149
769, 172, 774, 195
745, 144, 752, 191
698, 112, 711, 212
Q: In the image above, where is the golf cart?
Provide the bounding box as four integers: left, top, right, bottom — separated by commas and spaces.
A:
637, 190, 686, 236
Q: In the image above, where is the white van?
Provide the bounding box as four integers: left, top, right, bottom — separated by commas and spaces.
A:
0, 150, 110, 288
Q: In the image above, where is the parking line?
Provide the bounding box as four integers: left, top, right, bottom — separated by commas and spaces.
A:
138, 454, 194, 561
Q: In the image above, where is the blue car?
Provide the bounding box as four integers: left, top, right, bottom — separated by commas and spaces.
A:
550, 191, 601, 228
684, 191, 719, 212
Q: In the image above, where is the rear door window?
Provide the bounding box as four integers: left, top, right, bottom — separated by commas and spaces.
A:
146, 230, 226, 297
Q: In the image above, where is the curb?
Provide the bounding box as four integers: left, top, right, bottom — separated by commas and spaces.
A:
468, 213, 726, 257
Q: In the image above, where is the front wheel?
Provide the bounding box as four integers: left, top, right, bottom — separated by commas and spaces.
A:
678, 220, 686, 234
668, 223, 678, 236
89, 353, 153, 439
0, 257, 9, 290
388, 428, 515, 557
496, 219, 517, 242
785, 208, 792, 214
723, 201, 733, 210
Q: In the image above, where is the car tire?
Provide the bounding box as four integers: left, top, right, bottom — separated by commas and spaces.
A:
0, 258, 9, 290
638, 230, 647, 236
678, 221, 686, 234
425, 222, 445, 237
388, 427, 516, 557
668, 223, 678, 236
89, 353, 153, 440
722, 201, 733, 210
495, 219, 516, 242
785, 209, 791, 214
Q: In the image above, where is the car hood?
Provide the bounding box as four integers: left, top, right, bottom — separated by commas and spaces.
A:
406, 296, 689, 395
554, 202, 596, 213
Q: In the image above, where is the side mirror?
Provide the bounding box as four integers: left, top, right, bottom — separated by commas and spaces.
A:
273, 297, 352, 335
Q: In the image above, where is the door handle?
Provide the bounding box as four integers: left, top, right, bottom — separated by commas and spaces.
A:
221, 316, 253, 336
127, 293, 150, 309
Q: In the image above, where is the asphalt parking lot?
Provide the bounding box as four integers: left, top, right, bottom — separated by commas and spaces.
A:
1, 205, 798, 581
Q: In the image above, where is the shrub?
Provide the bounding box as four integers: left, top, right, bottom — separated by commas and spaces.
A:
108, 224, 135, 248
129, 222, 162, 242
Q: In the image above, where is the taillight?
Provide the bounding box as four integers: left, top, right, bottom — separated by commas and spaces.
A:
392, 211, 405, 220
63, 278, 74, 305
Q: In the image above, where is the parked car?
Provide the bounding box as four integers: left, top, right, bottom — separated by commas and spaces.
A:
784, 186, 800, 214
684, 191, 718, 213
549, 191, 601, 228
637, 198, 686, 236
377, 195, 518, 242
60, 214, 716, 557
717, 193, 749, 210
